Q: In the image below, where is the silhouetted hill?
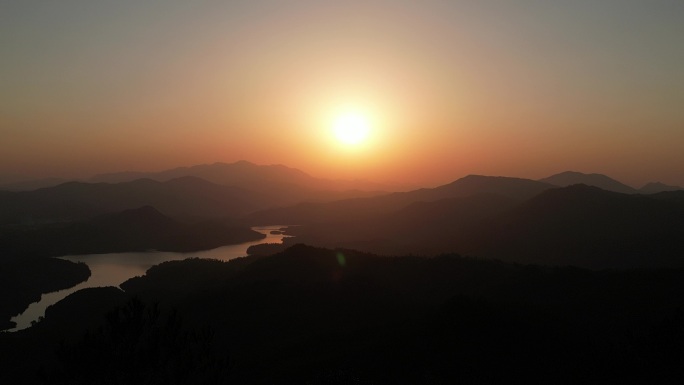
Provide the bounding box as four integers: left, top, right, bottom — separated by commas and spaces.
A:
247, 175, 553, 225
279, 193, 517, 256
540, 171, 637, 193
0, 258, 89, 331
0, 176, 261, 225
468, 184, 684, 267
640, 182, 683, 194
41, 287, 130, 337
95, 205, 177, 228
276, 184, 684, 268
127, 245, 684, 383
649, 190, 684, 208
8, 245, 684, 383
0, 206, 265, 258
431, 174, 554, 201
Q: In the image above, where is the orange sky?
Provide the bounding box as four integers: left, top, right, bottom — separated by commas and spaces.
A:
2, 1, 683, 188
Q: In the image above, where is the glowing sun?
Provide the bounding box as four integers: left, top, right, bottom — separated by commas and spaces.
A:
332, 112, 370, 146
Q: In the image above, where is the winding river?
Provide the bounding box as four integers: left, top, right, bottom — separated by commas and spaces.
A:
9, 226, 289, 332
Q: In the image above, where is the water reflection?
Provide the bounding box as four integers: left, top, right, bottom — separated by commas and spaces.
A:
9, 226, 289, 331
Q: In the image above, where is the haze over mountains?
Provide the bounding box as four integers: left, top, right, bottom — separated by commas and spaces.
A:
247, 175, 554, 225
539, 170, 683, 194
640, 182, 684, 194
539, 171, 638, 194
255, 181, 684, 269
3, 162, 681, 196
1, 161, 683, 269
0, 161, 399, 194
0, 162, 395, 226
0, 177, 259, 225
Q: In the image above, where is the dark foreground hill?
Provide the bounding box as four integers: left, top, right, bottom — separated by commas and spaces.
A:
0, 258, 89, 331
3, 244, 684, 384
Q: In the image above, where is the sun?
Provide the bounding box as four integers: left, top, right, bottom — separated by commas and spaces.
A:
332, 112, 370, 146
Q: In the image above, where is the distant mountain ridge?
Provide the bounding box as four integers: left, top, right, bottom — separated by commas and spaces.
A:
639, 182, 683, 194
89, 160, 392, 195
0, 176, 261, 225
247, 174, 554, 225
0, 162, 391, 207
432, 175, 554, 201
91, 160, 314, 186
0, 161, 406, 226
5, 163, 680, 200
540, 171, 637, 194
278, 182, 684, 268
472, 185, 684, 267
539, 171, 683, 194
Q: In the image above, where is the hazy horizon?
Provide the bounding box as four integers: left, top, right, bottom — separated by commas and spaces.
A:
0, 159, 680, 191
2, 0, 683, 187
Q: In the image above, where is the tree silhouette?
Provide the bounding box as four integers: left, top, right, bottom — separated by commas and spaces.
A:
42, 298, 230, 385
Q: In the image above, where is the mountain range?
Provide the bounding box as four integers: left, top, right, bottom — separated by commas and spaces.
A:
2, 162, 684, 269
539, 171, 638, 193
3, 162, 684, 383
253, 179, 684, 268
0, 177, 259, 225
2, 162, 680, 198
0, 161, 393, 200
246, 175, 553, 225
0, 162, 393, 224
539, 170, 683, 194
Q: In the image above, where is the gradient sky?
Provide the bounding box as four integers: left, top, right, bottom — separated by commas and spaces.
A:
2, 0, 683, 187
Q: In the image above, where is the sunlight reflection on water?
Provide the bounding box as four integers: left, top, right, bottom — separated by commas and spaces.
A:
8, 226, 289, 332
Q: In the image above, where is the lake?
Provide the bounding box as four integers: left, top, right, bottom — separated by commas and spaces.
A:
9, 225, 289, 332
